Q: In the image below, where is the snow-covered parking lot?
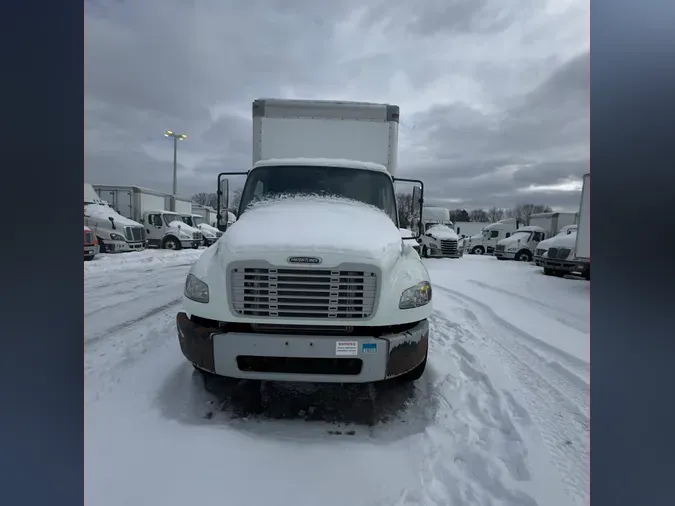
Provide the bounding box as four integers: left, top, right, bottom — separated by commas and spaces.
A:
85, 250, 589, 506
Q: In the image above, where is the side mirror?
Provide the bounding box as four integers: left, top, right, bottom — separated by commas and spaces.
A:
108, 216, 116, 230
217, 177, 230, 232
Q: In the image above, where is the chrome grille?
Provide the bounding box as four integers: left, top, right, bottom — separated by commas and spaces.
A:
124, 226, 145, 242
193, 232, 202, 240
548, 247, 558, 258
440, 239, 458, 255
230, 266, 378, 319
495, 244, 505, 252
556, 248, 571, 259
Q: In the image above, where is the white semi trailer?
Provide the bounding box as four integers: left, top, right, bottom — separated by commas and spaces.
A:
529, 212, 577, 237
177, 98, 431, 386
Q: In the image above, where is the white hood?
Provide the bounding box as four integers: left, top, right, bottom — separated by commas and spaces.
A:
168, 220, 200, 235
196, 223, 219, 236
84, 203, 142, 227
426, 225, 458, 240
220, 196, 402, 260
546, 231, 577, 249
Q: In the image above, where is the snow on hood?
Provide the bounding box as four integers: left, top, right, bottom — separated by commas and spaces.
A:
168, 220, 199, 234
222, 196, 402, 259
84, 203, 142, 227
546, 231, 577, 248
426, 224, 458, 240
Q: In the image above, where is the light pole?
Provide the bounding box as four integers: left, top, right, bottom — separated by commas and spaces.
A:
164, 130, 187, 197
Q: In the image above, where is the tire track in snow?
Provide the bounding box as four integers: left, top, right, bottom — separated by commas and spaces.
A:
466, 279, 588, 334
395, 310, 542, 506
433, 286, 589, 506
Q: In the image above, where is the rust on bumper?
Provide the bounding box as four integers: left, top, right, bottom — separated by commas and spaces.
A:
176, 312, 217, 372
385, 320, 429, 378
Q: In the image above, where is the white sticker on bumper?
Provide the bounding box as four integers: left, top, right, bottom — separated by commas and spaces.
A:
335, 340, 358, 356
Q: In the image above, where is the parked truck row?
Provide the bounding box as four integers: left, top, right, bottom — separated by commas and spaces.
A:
84, 183, 238, 257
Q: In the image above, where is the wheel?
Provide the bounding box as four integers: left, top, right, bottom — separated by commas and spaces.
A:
97, 237, 106, 253
497, 257, 507, 260
421, 246, 429, 258
544, 267, 554, 276
398, 356, 427, 383
202, 237, 209, 247
162, 236, 181, 250
516, 250, 532, 262
471, 245, 485, 255
84, 255, 95, 261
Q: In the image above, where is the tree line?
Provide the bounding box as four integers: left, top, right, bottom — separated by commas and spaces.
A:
192, 190, 552, 227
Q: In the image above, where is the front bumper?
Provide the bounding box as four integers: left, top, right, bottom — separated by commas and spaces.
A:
543, 258, 579, 273
84, 245, 99, 258
427, 249, 462, 258
105, 240, 145, 253
494, 250, 515, 260
176, 312, 429, 383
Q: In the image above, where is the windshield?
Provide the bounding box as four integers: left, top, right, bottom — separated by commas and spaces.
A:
180, 216, 195, 226
192, 216, 205, 226
162, 213, 180, 227
511, 230, 532, 241
482, 229, 491, 237
239, 165, 398, 224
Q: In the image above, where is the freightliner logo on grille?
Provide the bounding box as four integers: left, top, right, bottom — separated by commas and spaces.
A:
287, 256, 322, 264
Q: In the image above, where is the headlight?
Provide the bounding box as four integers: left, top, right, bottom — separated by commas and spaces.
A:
203, 231, 215, 239
507, 247, 517, 252
179, 233, 190, 239
185, 273, 209, 303
399, 281, 432, 310
109, 233, 125, 241
429, 243, 439, 249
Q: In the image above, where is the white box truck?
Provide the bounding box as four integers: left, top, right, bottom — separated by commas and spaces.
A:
84, 183, 146, 253
454, 221, 489, 239
466, 218, 519, 255
176, 98, 431, 386
165, 194, 192, 216
571, 173, 590, 280
493, 225, 548, 262
93, 185, 202, 250
529, 212, 577, 237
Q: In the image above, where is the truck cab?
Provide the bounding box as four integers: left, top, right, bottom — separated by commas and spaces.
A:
494, 225, 547, 262
176, 98, 430, 386
540, 231, 580, 277
84, 184, 146, 253
144, 210, 202, 250
179, 213, 223, 246
466, 219, 518, 255
419, 223, 463, 258
534, 224, 578, 266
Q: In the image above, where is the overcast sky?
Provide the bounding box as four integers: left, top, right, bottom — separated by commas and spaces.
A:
85, 0, 588, 211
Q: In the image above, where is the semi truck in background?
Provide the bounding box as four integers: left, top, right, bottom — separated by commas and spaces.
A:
420, 207, 452, 231
571, 173, 590, 280
466, 218, 519, 255
179, 213, 223, 246
494, 225, 548, 262
192, 204, 218, 227
93, 185, 202, 250
534, 224, 578, 266
528, 212, 577, 238
176, 98, 431, 387
84, 183, 146, 253
418, 223, 463, 258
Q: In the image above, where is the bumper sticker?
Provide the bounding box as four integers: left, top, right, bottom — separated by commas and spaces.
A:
362, 343, 377, 354
335, 340, 358, 356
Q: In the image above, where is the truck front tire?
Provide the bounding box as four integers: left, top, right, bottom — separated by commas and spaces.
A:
472, 246, 485, 255
162, 237, 181, 250
516, 250, 532, 262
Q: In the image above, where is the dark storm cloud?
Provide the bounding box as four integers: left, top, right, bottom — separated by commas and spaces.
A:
85, 0, 588, 211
